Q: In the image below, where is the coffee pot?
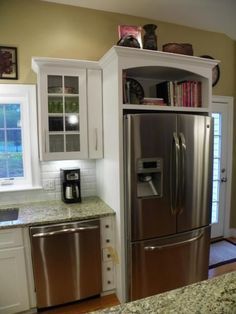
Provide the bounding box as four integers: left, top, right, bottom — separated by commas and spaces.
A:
60, 168, 81, 203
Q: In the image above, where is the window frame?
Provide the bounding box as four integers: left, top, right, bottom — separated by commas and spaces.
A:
0, 84, 41, 192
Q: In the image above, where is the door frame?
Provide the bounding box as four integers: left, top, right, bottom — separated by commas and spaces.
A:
211, 95, 233, 238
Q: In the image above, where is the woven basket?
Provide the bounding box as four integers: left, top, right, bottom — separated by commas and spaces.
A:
162, 43, 193, 56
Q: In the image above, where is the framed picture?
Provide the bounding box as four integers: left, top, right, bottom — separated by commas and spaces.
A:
118, 25, 142, 48
0, 46, 18, 80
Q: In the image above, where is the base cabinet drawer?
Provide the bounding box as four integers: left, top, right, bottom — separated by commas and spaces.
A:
100, 216, 116, 292
102, 261, 115, 291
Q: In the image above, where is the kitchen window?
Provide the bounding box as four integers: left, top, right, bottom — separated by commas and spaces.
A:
0, 85, 40, 191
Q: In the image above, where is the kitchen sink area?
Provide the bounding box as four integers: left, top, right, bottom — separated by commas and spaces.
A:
0, 208, 19, 222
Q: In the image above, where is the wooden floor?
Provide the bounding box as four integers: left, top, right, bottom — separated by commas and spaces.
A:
40, 294, 120, 314
40, 238, 236, 314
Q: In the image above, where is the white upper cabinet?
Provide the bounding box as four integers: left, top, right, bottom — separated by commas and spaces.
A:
32, 58, 103, 161
99, 46, 219, 113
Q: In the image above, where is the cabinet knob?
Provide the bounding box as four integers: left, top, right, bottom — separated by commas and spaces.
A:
105, 224, 109, 228
107, 267, 111, 271
106, 239, 110, 243
107, 280, 111, 284
107, 254, 111, 258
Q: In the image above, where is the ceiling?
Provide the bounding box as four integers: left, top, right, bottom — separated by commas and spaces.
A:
43, 0, 236, 40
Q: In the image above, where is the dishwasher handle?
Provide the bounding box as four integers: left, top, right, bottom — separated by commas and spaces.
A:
32, 225, 99, 238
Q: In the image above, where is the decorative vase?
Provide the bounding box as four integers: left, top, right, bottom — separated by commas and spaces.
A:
143, 24, 157, 50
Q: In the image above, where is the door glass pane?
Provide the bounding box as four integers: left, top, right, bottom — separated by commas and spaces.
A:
48, 75, 62, 94
211, 113, 221, 224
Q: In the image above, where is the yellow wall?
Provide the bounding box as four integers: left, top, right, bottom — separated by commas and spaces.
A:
230, 42, 236, 227
1, 0, 236, 225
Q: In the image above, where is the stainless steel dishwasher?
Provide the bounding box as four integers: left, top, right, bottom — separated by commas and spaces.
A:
30, 219, 102, 309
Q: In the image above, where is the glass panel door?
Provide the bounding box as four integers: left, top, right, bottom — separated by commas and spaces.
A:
211, 97, 233, 239
211, 113, 221, 225
47, 75, 80, 153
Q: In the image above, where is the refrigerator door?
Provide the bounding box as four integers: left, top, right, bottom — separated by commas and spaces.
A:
177, 115, 213, 232
125, 114, 177, 242
129, 225, 210, 301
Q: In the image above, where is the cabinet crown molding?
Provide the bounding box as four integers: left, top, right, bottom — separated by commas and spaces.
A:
32, 57, 100, 73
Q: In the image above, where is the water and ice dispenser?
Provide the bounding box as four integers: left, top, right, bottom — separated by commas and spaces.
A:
136, 158, 163, 198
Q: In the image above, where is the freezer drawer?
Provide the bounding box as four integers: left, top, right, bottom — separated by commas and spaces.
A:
30, 219, 102, 309
128, 226, 210, 301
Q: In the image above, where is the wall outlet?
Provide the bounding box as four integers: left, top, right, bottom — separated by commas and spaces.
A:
43, 179, 55, 191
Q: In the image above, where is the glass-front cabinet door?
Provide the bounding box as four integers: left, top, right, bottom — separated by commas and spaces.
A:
39, 68, 88, 160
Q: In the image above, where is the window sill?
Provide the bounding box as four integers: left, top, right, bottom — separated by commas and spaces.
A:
0, 185, 43, 193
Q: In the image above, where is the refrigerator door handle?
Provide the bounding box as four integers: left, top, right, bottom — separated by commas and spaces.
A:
179, 132, 186, 214
170, 132, 180, 215
144, 231, 204, 251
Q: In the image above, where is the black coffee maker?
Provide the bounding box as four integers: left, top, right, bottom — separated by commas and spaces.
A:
60, 168, 81, 203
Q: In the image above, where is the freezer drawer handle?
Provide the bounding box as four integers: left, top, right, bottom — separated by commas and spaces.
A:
32, 225, 99, 238
144, 231, 203, 251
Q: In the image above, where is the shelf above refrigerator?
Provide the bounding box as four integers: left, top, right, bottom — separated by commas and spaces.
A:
122, 104, 210, 113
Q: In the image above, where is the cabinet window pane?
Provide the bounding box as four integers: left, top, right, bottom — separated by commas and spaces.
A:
65, 96, 79, 113
48, 96, 63, 113
49, 134, 64, 152
66, 134, 80, 152
65, 115, 79, 131
64, 76, 78, 94
48, 75, 62, 93
49, 117, 64, 132
0, 104, 23, 179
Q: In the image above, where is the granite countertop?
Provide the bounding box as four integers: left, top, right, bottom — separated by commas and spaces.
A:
91, 271, 236, 314
0, 196, 115, 229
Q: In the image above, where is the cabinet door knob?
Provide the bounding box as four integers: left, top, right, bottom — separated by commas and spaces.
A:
107, 267, 111, 271
107, 254, 111, 258
106, 239, 110, 243
105, 224, 109, 228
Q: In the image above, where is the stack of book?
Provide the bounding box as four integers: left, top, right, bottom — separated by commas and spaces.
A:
142, 98, 165, 106
156, 80, 202, 107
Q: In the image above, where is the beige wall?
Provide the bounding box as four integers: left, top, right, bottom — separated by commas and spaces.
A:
1, 0, 236, 224
230, 42, 236, 227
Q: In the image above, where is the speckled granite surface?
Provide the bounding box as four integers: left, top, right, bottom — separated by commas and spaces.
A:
91, 272, 236, 314
0, 196, 115, 229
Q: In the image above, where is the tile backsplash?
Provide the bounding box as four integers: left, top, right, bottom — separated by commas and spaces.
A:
0, 160, 96, 205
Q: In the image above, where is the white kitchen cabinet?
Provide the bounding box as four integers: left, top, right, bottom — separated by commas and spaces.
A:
97, 46, 218, 302
32, 58, 103, 161
100, 216, 115, 292
0, 228, 29, 314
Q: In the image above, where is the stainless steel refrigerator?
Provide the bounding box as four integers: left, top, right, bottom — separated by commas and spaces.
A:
124, 113, 213, 301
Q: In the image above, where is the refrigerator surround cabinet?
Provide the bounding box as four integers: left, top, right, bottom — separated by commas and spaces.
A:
124, 113, 213, 301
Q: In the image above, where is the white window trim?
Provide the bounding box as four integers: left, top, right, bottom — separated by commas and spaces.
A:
0, 84, 41, 192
